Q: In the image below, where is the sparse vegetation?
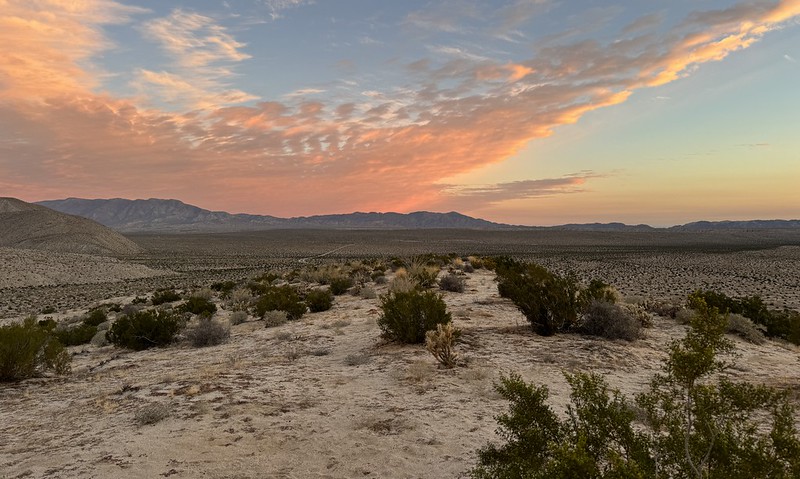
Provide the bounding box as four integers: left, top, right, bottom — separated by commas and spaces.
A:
254, 285, 306, 320
134, 403, 170, 426
425, 322, 460, 368
151, 289, 181, 305
305, 288, 333, 312
107, 309, 183, 351
229, 310, 249, 325
378, 290, 452, 344
471, 296, 800, 478
263, 310, 288, 328
185, 316, 230, 347
180, 296, 217, 316
0, 317, 71, 381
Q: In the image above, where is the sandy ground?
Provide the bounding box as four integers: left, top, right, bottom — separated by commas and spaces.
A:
2, 269, 799, 479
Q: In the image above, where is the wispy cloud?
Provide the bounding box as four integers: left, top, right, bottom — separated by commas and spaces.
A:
785, 53, 797, 62
135, 9, 257, 110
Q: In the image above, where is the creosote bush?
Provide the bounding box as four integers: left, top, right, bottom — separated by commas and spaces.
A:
306, 289, 334, 313
151, 289, 181, 306
254, 285, 306, 320
425, 322, 460, 368
180, 296, 217, 316
54, 323, 98, 346
471, 296, 800, 478
378, 290, 452, 344
0, 317, 71, 381
329, 276, 354, 296
107, 309, 183, 351
185, 316, 230, 347
83, 308, 108, 327
439, 273, 466, 293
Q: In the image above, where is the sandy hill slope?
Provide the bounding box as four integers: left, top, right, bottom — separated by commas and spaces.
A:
0, 197, 143, 256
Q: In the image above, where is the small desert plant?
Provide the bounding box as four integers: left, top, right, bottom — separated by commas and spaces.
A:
54, 323, 98, 346
131, 296, 148, 305
425, 322, 460, 368
359, 287, 377, 299
645, 299, 682, 319
575, 300, 642, 341
439, 273, 466, 293
229, 310, 249, 325
192, 287, 214, 301
134, 403, 170, 426
226, 287, 252, 312
407, 259, 440, 288
185, 316, 230, 347
254, 285, 306, 320
0, 317, 71, 381
344, 352, 372, 366
180, 296, 217, 316
577, 278, 619, 307
726, 313, 766, 344
306, 289, 334, 312
107, 309, 183, 351
329, 276, 354, 295
151, 289, 181, 306
263, 310, 288, 328
389, 275, 418, 293
83, 308, 108, 327
378, 290, 452, 344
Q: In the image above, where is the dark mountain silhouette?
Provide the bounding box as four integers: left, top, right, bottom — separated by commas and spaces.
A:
671, 220, 800, 231
0, 197, 142, 256
37, 198, 506, 232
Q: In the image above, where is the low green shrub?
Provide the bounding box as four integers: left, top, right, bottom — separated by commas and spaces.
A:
54, 323, 98, 346
83, 308, 108, 327
329, 276, 353, 295
378, 290, 452, 344
152, 289, 181, 305
254, 285, 306, 320
180, 297, 217, 316
306, 289, 333, 312
0, 317, 71, 381
107, 309, 183, 351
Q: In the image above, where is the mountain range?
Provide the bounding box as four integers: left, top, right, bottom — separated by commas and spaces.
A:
35, 197, 800, 233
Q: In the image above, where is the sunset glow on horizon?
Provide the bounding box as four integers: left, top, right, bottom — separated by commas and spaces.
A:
1, 0, 799, 226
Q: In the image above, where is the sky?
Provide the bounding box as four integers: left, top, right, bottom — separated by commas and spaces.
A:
1, 0, 799, 226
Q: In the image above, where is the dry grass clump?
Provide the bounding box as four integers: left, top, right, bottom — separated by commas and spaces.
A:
439, 273, 466, 293
229, 310, 248, 325
425, 322, 460, 368
263, 310, 288, 328
727, 313, 766, 344
576, 300, 642, 341
226, 287, 252, 312
185, 316, 230, 347
191, 287, 214, 301
359, 287, 377, 299
134, 403, 170, 426
344, 352, 372, 366
389, 276, 417, 293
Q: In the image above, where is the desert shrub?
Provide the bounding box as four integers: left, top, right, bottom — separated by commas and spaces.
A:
620, 302, 653, 327
134, 403, 170, 426
226, 287, 252, 312
37, 318, 57, 329
425, 322, 460, 368
577, 278, 618, 308
263, 310, 288, 328
329, 276, 353, 295
726, 313, 766, 344
471, 297, 800, 478
306, 289, 334, 313
675, 308, 695, 324
151, 289, 181, 306
210, 280, 237, 295
359, 286, 377, 299
54, 323, 98, 346
83, 308, 108, 327
131, 296, 148, 305
645, 299, 682, 319
185, 316, 230, 347
107, 309, 183, 351
576, 300, 641, 341
344, 352, 372, 366
439, 273, 466, 293
407, 259, 440, 289
378, 290, 452, 344
0, 317, 71, 381
494, 257, 581, 336
463, 263, 475, 273
180, 296, 217, 316
388, 275, 418, 294
254, 285, 306, 320
229, 311, 248, 325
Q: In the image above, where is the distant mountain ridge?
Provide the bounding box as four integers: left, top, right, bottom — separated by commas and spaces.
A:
37, 198, 507, 232
0, 197, 143, 255
36, 198, 800, 233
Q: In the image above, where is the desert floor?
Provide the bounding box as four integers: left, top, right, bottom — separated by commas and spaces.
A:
2, 230, 800, 478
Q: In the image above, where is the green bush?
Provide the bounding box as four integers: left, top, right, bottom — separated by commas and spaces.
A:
0, 317, 71, 381
471, 297, 800, 478
54, 323, 98, 346
306, 289, 333, 312
180, 296, 217, 316
494, 257, 581, 336
329, 276, 353, 295
577, 279, 618, 307
107, 309, 183, 351
83, 308, 108, 327
378, 290, 452, 344
253, 285, 306, 320
152, 289, 181, 306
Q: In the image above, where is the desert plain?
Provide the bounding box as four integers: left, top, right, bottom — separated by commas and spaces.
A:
1, 229, 800, 478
